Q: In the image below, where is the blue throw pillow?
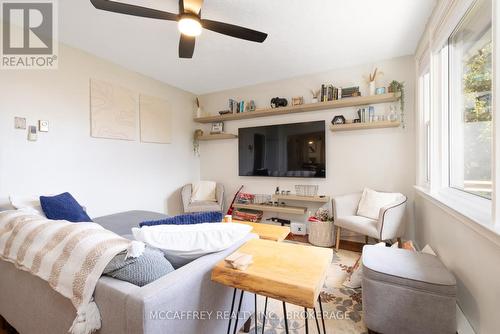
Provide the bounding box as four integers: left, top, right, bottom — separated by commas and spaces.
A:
140, 211, 222, 227
40, 192, 92, 222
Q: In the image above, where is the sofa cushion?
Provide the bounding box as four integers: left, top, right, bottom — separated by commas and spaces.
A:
103, 247, 174, 287
94, 210, 168, 236
362, 245, 456, 295
140, 211, 222, 227
357, 188, 400, 220
9, 195, 46, 217
39, 192, 92, 222
185, 201, 222, 213
132, 222, 252, 268
191, 181, 217, 202
335, 215, 379, 239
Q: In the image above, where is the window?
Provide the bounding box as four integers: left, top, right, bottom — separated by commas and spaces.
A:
423, 72, 431, 183
448, 0, 492, 199
418, 70, 432, 183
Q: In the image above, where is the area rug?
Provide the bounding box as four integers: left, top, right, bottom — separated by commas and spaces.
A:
240, 248, 367, 334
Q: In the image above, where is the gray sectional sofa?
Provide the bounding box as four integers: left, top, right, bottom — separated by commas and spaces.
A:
0, 210, 254, 334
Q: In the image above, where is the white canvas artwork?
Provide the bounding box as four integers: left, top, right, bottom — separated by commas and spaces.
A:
140, 94, 172, 144
90, 79, 137, 140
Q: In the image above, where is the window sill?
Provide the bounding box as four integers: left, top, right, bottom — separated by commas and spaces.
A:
414, 185, 500, 246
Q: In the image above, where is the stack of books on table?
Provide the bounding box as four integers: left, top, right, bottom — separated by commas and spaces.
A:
232, 209, 263, 222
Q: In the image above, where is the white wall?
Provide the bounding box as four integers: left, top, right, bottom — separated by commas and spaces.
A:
0, 43, 199, 217
198, 55, 416, 240
415, 194, 500, 334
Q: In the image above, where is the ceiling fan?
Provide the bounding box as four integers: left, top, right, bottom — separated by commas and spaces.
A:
89, 0, 268, 58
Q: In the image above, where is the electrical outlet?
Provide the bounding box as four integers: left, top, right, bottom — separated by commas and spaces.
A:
39, 120, 49, 132
14, 117, 26, 129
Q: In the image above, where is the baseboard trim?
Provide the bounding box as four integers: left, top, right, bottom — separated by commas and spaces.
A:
457, 304, 475, 334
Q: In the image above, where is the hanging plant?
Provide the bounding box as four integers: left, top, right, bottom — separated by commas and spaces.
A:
389, 80, 405, 128
193, 129, 203, 156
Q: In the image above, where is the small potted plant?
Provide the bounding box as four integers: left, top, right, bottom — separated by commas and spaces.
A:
388, 80, 405, 128
308, 208, 335, 247
193, 129, 203, 156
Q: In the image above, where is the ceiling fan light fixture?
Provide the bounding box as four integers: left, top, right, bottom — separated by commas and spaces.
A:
178, 14, 202, 37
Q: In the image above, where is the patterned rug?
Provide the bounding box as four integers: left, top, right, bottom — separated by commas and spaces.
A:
240, 248, 367, 334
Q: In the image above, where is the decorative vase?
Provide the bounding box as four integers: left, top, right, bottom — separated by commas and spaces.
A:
369, 81, 376, 96
196, 107, 203, 118
388, 105, 398, 122
308, 221, 335, 247
312, 97, 318, 103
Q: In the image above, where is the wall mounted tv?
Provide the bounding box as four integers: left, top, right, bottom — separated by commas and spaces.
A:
238, 121, 326, 178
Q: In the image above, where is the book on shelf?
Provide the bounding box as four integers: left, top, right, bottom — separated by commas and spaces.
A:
358, 106, 376, 123
319, 84, 355, 102
228, 99, 254, 114
342, 86, 360, 98
228, 99, 238, 114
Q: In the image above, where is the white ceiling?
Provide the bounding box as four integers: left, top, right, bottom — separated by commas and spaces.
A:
59, 0, 436, 94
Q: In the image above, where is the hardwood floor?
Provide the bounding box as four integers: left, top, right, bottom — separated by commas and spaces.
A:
0, 316, 7, 334
0, 315, 17, 334
285, 233, 364, 252
0, 323, 17, 334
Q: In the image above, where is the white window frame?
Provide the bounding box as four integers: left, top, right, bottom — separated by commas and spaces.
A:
416, 59, 431, 187
415, 0, 498, 234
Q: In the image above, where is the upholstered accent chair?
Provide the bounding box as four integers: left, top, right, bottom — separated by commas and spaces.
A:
181, 183, 225, 213
332, 192, 407, 250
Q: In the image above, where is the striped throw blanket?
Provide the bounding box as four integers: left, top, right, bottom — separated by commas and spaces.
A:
0, 210, 145, 334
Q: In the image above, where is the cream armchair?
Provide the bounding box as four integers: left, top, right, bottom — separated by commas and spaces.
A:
332, 192, 407, 250
181, 183, 225, 213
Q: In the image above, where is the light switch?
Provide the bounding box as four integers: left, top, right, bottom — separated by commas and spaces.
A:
14, 117, 26, 129
39, 120, 49, 132
28, 125, 37, 141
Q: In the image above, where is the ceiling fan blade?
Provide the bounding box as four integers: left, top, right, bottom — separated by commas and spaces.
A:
182, 0, 203, 14
90, 0, 178, 21
201, 19, 267, 43
179, 34, 196, 58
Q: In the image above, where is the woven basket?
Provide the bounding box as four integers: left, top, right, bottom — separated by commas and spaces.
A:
308, 221, 335, 247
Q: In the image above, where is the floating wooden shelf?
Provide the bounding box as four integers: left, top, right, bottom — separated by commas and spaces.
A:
273, 194, 330, 203
196, 133, 238, 141
194, 93, 400, 123
329, 120, 400, 132
233, 203, 307, 215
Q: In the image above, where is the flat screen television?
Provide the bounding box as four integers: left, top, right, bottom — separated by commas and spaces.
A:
238, 121, 326, 178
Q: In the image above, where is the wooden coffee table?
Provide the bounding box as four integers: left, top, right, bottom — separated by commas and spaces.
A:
212, 238, 333, 333
232, 221, 290, 242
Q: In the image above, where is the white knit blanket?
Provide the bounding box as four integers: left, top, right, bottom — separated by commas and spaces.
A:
0, 211, 145, 334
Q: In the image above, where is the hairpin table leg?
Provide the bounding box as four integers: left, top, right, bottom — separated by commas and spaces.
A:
313, 307, 321, 334
261, 296, 268, 334
233, 291, 245, 334
254, 294, 258, 333
318, 295, 326, 334
282, 302, 289, 334
304, 308, 309, 334
227, 289, 237, 334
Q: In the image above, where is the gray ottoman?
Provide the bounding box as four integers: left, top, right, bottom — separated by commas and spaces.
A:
362, 245, 457, 334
